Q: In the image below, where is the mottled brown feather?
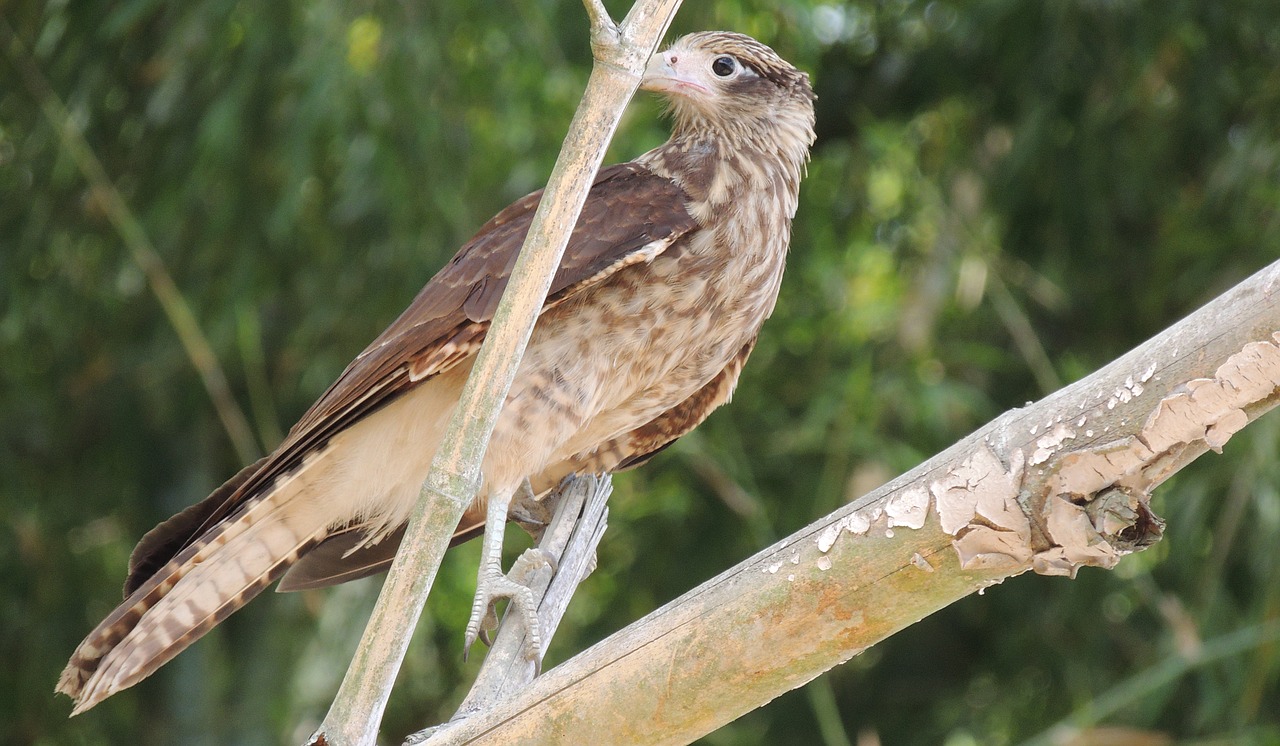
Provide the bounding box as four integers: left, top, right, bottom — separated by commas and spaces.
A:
124, 456, 267, 596
126, 163, 698, 582
276, 512, 485, 592
280, 339, 757, 590
613, 339, 757, 471
548, 338, 758, 483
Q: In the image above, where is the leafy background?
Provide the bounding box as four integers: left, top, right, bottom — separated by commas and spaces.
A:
3, 1, 1279, 744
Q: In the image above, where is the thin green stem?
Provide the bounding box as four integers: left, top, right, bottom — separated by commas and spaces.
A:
1019, 621, 1280, 746
1, 17, 260, 464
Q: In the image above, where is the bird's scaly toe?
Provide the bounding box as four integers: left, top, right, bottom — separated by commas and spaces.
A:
463, 548, 555, 664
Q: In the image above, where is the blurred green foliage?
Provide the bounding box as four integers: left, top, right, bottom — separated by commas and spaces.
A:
3, 1, 1280, 744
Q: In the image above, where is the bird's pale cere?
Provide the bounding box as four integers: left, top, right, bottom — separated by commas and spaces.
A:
58, 31, 815, 715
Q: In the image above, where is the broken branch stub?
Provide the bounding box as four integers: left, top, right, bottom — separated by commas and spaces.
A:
934, 262, 1280, 579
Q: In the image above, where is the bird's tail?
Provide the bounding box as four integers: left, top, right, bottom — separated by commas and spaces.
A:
57, 465, 331, 715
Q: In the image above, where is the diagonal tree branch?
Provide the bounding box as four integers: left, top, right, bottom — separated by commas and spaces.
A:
415, 259, 1280, 744
307, 2, 683, 744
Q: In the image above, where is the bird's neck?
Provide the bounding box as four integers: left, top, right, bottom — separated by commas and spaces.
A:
638, 117, 813, 224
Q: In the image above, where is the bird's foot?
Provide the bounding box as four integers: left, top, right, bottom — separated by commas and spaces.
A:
463, 548, 557, 666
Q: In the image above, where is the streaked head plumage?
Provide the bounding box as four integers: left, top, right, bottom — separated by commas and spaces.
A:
642, 32, 814, 124
641, 31, 815, 159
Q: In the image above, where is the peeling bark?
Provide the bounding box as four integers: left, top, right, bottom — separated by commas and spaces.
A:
1021, 333, 1280, 576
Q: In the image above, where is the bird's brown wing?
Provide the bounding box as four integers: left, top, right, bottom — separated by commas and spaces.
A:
124, 162, 698, 596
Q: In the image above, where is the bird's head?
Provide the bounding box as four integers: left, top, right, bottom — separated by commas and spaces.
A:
641, 31, 815, 152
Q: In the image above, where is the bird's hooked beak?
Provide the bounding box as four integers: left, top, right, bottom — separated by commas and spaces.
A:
640, 48, 710, 98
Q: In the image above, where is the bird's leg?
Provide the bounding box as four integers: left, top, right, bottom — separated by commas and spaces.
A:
464, 487, 554, 662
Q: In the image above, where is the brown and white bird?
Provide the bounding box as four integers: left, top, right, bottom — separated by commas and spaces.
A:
59, 31, 816, 714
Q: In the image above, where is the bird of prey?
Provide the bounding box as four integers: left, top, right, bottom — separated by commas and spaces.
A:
59, 30, 816, 714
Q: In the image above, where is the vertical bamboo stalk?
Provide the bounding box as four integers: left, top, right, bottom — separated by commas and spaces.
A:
308, 2, 684, 744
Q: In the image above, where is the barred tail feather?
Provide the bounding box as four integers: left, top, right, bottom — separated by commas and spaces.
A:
57, 469, 331, 715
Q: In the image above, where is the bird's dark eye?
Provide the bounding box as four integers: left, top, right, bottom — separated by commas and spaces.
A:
711, 56, 738, 77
